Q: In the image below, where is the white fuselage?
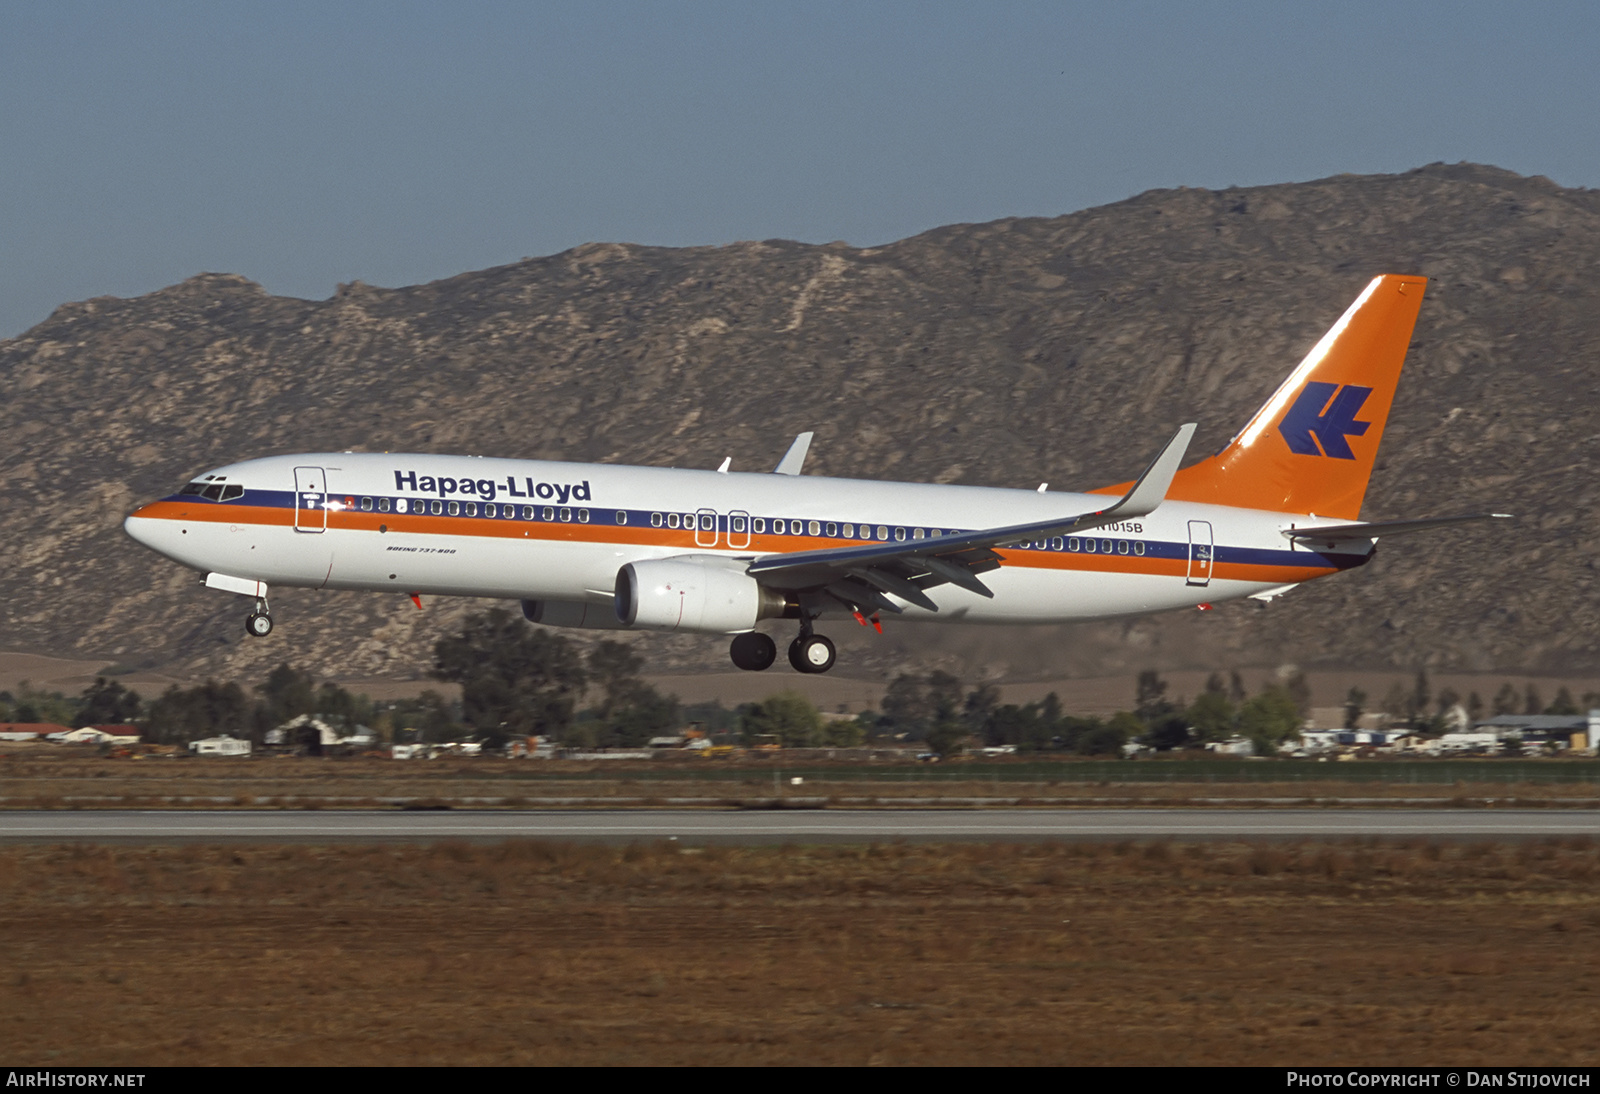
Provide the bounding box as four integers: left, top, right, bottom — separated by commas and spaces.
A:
124, 452, 1368, 630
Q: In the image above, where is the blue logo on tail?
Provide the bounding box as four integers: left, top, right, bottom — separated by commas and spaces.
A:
1278, 382, 1372, 459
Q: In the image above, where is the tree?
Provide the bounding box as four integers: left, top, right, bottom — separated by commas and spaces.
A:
1135, 669, 1173, 723
584, 639, 680, 747
432, 608, 587, 741
142, 681, 253, 744
587, 639, 645, 719
1285, 671, 1313, 721
1238, 684, 1301, 754
1342, 687, 1367, 730
962, 683, 1001, 735
1187, 690, 1236, 743
740, 691, 823, 748
1380, 682, 1410, 728
1409, 670, 1431, 728
1467, 691, 1485, 726
1080, 713, 1139, 756
1141, 712, 1191, 751
74, 677, 142, 727
1492, 683, 1520, 716
1523, 683, 1544, 716
257, 664, 317, 727
1546, 687, 1579, 716
385, 691, 459, 744
924, 719, 967, 758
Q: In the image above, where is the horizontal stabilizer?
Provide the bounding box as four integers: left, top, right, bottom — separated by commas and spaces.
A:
1285, 513, 1512, 542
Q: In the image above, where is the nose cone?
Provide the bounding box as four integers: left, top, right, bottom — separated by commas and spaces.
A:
124, 503, 182, 562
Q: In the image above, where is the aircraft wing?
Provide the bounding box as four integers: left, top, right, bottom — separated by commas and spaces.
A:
746, 424, 1196, 614
1284, 513, 1512, 543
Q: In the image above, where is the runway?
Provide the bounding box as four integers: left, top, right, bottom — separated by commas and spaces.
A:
3, 808, 1599, 844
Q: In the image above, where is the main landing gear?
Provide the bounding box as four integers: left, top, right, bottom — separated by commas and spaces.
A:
244, 597, 273, 638
728, 619, 837, 675
729, 631, 777, 671
788, 633, 836, 674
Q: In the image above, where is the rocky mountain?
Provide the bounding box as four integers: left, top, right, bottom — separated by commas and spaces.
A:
2, 162, 1597, 687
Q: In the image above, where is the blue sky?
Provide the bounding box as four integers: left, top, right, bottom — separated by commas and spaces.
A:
3, 1, 1597, 337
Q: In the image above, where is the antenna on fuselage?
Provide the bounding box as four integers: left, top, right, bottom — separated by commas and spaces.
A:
773, 432, 813, 475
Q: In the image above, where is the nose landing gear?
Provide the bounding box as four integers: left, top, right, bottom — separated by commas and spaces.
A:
244, 597, 273, 638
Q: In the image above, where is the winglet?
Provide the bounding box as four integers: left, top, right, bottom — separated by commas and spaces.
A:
773, 432, 814, 475
1103, 423, 1195, 519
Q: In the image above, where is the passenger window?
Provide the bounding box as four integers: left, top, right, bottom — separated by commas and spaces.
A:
1100, 539, 1113, 553
560, 507, 571, 522
1084, 539, 1095, 553
520, 505, 534, 520
808, 520, 821, 536
912, 528, 925, 540
360, 497, 373, 512
1117, 540, 1129, 555
578, 509, 589, 523
700, 514, 714, 531
378, 498, 391, 513
1067, 537, 1078, 551
895, 527, 906, 541
447, 501, 460, 516
651, 512, 663, 527
667, 513, 680, 529
732, 516, 746, 533
396, 499, 409, 514
430, 500, 443, 515
877, 526, 889, 540
615, 511, 627, 525
752, 518, 765, 534
1050, 537, 1063, 551
825, 522, 837, 537
843, 523, 854, 538
1133, 541, 1145, 556
484, 503, 496, 518
542, 506, 554, 521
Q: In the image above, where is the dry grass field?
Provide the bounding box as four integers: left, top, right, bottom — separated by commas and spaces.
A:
4, 751, 1599, 810
3, 838, 1599, 1066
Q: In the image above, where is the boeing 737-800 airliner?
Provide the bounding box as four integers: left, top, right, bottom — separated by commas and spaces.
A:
123, 275, 1504, 674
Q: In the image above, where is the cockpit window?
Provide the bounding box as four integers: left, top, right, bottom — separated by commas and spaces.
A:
178, 479, 243, 501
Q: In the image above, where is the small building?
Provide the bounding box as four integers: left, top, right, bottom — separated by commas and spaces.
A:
189, 735, 252, 756
1474, 713, 1596, 751
0, 723, 72, 741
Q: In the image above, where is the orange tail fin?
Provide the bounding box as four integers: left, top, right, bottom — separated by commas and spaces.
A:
1159, 274, 1425, 520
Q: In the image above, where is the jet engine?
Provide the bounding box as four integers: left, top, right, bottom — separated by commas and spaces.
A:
521, 599, 631, 630
615, 557, 786, 634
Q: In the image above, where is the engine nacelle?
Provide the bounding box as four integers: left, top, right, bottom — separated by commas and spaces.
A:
615, 557, 785, 634
521, 598, 631, 630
